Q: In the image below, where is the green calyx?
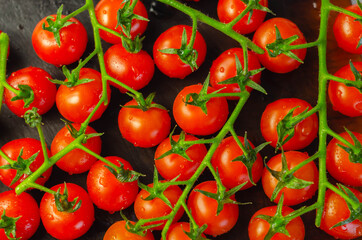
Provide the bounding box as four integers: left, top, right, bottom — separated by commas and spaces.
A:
49, 64, 94, 88
124, 92, 167, 112
54, 182, 82, 213
347, 61, 362, 93
240, 0, 274, 24
120, 211, 160, 236
0, 210, 21, 240
104, 161, 145, 183
183, 222, 210, 240
11, 84, 34, 108
122, 35, 144, 53
24, 107, 42, 128
337, 128, 362, 164
61, 119, 103, 143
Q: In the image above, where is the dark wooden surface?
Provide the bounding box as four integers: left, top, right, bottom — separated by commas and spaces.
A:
0, 0, 361, 239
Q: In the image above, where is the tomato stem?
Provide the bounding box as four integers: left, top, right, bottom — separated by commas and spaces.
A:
36, 125, 51, 163
325, 182, 360, 210
0, 149, 16, 165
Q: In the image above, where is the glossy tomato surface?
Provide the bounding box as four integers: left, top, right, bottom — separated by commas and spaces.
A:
166, 222, 206, 240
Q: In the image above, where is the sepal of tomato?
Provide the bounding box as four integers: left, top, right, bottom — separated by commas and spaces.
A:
166, 222, 207, 240
104, 220, 155, 240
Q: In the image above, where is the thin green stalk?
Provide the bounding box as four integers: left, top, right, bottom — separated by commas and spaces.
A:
325, 127, 357, 150
226, 4, 253, 29
76, 143, 119, 170
0, 33, 19, 95
61, 2, 90, 22
284, 202, 320, 222
288, 151, 320, 174
327, 73, 360, 86
229, 127, 249, 159
28, 182, 57, 195
285, 40, 321, 50
329, 3, 362, 19
325, 182, 360, 210
0, 149, 15, 165
186, 17, 198, 50
36, 125, 50, 163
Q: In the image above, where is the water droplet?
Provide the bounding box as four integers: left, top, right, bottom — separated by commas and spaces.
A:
17, 24, 24, 30
103, 10, 107, 14
129, 116, 133, 120
355, 101, 362, 111
230, 4, 235, 9
337, 90, 343, 98
282, 105, 287, 109
99, 177, 105, 186
47, 214, 54, 220
219, 67, 224, 73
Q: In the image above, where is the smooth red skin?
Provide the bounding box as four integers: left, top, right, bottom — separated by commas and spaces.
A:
95, 0, 148, 44
104, 44, 154, 93
0, 138, 52, 188
262, 151, 318, 206
328, 62, 362, 117
32, 14, 87, 66
86, 156, 139, 213
40, 183, 94, 240
326, 131, 362, 186
118, 99, 171, 148
211, 136, 263, 190
248, 205, 305, 240
173, 84, 229, 136
333, 5, 362, 54
153, 25, 207, 79
321, 188, 362, 240
253, 17, 307, 73
4, 67, 56, 117
51, 124, 102, 174
166, 222, 206, 240
260, 98, 318, 150
217, 0, 267, 34
155, 134, 207, 181
0, 191, 40, 240
134, 183, 184, 230
210, 48, 262, 100
104, 220, 154, 240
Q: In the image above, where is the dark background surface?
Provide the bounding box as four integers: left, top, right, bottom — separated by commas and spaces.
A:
0, 0, 361, 239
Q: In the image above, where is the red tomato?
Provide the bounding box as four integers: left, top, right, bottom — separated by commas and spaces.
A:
104, 220, 154, 240
153, 25, 207, 79
4, 67, 56, 117
40, 183, 94, 240
56, 68, 111, 123
253, 17, 307, 73
217, 0, 268, 34
118, 99, 171, 148
187, 181, 239, 236
51, 124, 102, 174
166, 222, 206, 240
262, 151, 318, 206
0, 138, 52, 188
320, 188, 362, 239
210, 48, 262, 100
260, 98, 318, 150
104, 43, 154, 93
154, 134, 207, 181
211, 136, 263, 190
95, 0, 148, 44
328, 62, 362, 117
0, 191, 40, 240
32, 14, 87, 66
173, 84, 229, 136
134, 183, 184, 230
86, 156, 139, 213
248, 205, 305, 240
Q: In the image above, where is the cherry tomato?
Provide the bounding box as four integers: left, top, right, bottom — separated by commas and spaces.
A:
262, 151, 318, 206
56, 68, 111, 123
173, 84, 229, 136
328, 62, 362, 117
260, 98, 318, 150
51, 124, 102, 174
86, 156, 139, 213
0, 138, 52, 188
95, 0, 148, 44
32, 14, 87, 66
166, 222, 206, 240
217, 0, 268, 34
154, 134, 207, 181
104, 43, 154, 93
320, 187, 362, 240
187, 181, 239, 236
211, 135, 263, 190
253, 17, 307, 73
0, 191, 40, 240
248, 205, 305, 240
4, 67, 56, 117
153, 25, 207, 79
104, 220, 154, 240
40, 183, 94, 240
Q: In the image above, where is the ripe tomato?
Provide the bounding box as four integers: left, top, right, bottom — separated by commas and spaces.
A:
40, 183, 94, 240
0, 138, 52, 188
173, 84, 229, 136
217, 0, 268, 34
86, 156, 139, 213
209, 48, 262, 100
134, 183, 184, 230
211, 136, 263, 190
154, 134, 207, 181
262, 151, 318, 206
118, 99, 171, 148
187, 181, 239, 236
104, 220, 154, 240
328, 62, 362, 117
4, 67, 56, 117
32, 14, 87, 66
260, 98, 318, 150
320, 187, 362, 239
56, 68, 111, 123
104, 43, 154, 93
166, 222, 206, 240
253, 17, 307, 73
0, 191, 40, 240
248, 205, 305, 240
95, 0, 148, 44
153, 25, 207, 79
51, 124, 102, 174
